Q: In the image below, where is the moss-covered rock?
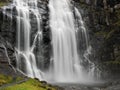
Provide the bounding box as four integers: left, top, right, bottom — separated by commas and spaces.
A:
0, 74, 27, 86
0, 74, 60, 90
0, 78, 59, 90
0, 2, 7, 7
0, 0, 10, 7
0, 74, 16, 86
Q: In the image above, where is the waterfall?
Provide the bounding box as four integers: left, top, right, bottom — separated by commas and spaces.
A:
13, 0, 42, 79
1, 0, 99, 83
48, 0, 82, 82
48, 0, 97, 82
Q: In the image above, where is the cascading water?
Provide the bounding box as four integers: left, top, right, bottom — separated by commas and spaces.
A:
48, 0, 97, 82
74, 7, 98, 79
1, 0, 99, 83
13, 0, 42, 79
48, 0, 82, 82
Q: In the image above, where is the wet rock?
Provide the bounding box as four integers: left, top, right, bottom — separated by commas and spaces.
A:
73, 0, 120, 78
41, 81, 47, 84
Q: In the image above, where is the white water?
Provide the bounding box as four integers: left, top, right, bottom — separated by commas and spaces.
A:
13, 0, 42, 79
74, 8, 97, 78
1, 0, 99, 83
48, 0, 96, 82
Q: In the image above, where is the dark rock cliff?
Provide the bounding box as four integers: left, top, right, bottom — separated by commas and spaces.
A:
73, 0, 120, 78
0, 0, 120, 78
0, 0, 50, 73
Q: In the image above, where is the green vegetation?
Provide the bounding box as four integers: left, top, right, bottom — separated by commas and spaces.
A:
95, 31, 108, 38
1, 79, 57, 90
0, 74, 58, 90
114, 9, 120, 26
105, 60, 120, 65
95, 29, 116, 40
0, 74, 12, 86
0, 74, 25, 86
0, 2, 7, 7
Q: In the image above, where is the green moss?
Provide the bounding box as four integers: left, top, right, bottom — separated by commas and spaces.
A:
15, 77, 24, 82
113, 9, 120, 26
105, 29, 115, 39
0, 74, 58, 90
95, 29, 116, 40
0, 74, 12, 86
105, 60, 120, 65
114, 20, 120, 26
0, 2, 7, 7
1, 79, 57, 90
95, 31, 108, 38
0, 74, 26, 86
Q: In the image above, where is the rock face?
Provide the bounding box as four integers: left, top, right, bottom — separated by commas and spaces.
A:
0, 0, 120, 79
0, 0, 15, 67
73, 0, 120, 78
0, 0, 50, 70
